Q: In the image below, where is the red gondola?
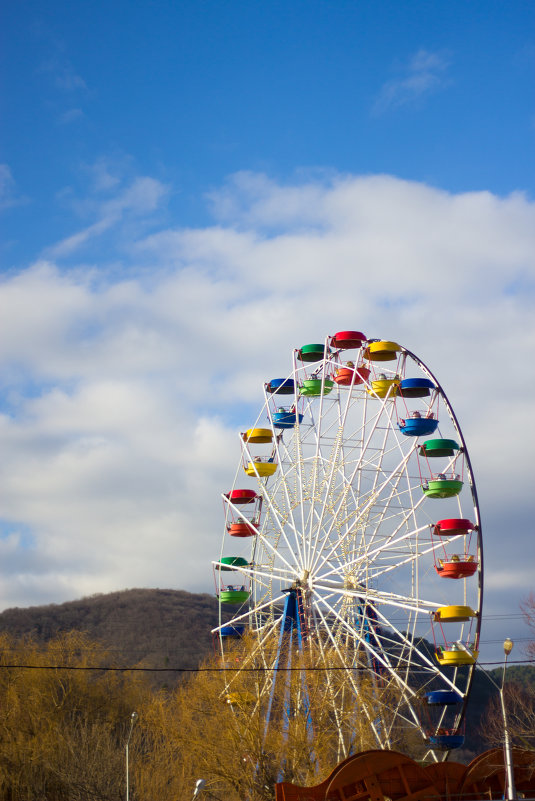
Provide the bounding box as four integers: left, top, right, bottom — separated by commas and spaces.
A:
223, 490, 262, 537
330, 330, 366, 350
333, 363, 371, 386
431, 519, 478, 579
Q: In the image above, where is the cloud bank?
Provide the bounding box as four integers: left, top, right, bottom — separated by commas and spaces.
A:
0, 171, 534, 660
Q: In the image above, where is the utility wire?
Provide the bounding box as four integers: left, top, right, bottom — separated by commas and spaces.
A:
0, 659, 533, 673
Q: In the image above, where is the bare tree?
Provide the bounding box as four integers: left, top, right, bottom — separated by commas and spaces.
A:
521, 592, 535, 661
481, 682, 535, 749
480, 593, 535, 750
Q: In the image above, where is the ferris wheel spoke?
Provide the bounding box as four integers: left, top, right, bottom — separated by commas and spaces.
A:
314, 582, 440, 615
309, 634, 347, 753
316, 592, 423, 709
303, 385, 338, 567
269, 435, 312, 567
366, 532, 466, 582
364, 491, 430, 563
308, 429, 343, 545
245, 562, 298, 585
365, 404, 400, 498
363, 601, 463, 695
306, 441, 347, 570
309, 445, 418, 577
367, 463, 419, 525
321, 601, 432, 735
254, 490, 305, 575
312, 594, 387, 748
315, 521, 431, 583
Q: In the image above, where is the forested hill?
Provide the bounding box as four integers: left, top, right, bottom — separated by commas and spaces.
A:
0, 588, 227, 682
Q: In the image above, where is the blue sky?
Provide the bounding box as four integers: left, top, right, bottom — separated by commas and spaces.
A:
2, 0, 533, 266
1, 0, 534, 666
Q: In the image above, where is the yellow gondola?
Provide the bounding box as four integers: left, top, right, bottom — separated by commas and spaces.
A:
434, 605, 477, 623
364, 340, 401, 361
436, 647, 478, 666
244, 460, 277, 477
367, 377, 399, 398
243, 428, 273, 444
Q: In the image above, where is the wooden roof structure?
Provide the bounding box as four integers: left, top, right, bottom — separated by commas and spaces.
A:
275, 748, 535, 801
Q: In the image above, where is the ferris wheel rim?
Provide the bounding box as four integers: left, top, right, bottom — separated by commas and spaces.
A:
216, 338, 483, 761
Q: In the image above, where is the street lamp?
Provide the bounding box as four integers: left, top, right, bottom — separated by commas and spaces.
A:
126, 711, 138, 801
500, 639, 516, 801
192, 778, 206, 799
479, 638, 517, 800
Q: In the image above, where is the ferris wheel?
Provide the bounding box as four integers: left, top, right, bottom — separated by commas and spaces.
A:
213, 333, 483, 761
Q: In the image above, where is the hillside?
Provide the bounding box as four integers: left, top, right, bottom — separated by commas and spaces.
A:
0, 588, 229, 685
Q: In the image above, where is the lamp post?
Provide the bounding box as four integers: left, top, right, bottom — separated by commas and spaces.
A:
192, 778, 206, 799
125, 711, 138, 801
500, 639, 516, 801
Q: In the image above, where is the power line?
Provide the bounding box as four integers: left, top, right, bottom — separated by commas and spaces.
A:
0, 658, 533, 673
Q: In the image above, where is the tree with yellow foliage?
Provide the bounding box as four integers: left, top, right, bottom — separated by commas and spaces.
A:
134, 630, 419, 801
0, 631, 149, 800
0, 628, 424, 800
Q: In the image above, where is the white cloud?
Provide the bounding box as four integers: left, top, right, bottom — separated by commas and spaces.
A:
0, 171, 534, 662
45, 176, 169, 258
84, 157, 125, 193
373, 49, 452, 114
0, 164, 27, 211
0, 165, 16, 210
58, 108, 85, 125
39, 56, 87, 92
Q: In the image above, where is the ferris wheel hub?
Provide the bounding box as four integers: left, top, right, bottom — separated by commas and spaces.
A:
343, 575, 361, 590
294, 569, 312, 590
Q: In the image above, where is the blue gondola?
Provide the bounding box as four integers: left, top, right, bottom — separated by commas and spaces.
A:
266, 378, 295, 395
220, 624, 245, 638
425, 690, 463, 705
273, 410, 304, 428
398, 416, 439, 437
399, 378, 436, 398
428, 733, 465, 750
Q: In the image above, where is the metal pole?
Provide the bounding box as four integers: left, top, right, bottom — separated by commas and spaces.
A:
192, 778, 206, 799
125, 712, 138, 801
501, 640, 516, 801
125, 739, 129, 801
